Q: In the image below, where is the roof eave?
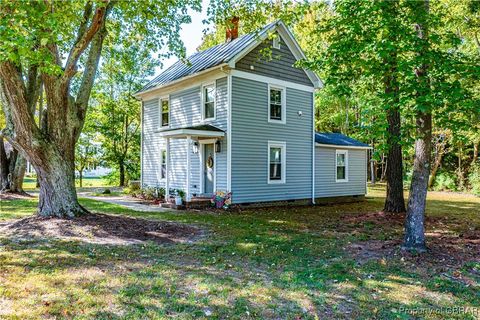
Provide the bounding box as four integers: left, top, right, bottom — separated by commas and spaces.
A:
315, 143, 372, 150
134, 63, 229, 99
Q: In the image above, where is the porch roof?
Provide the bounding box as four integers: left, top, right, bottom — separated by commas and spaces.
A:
159, 124, 225, 138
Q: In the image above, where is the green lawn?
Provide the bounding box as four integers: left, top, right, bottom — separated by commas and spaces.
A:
0, 187, 478, 319
22, 176, 110, 190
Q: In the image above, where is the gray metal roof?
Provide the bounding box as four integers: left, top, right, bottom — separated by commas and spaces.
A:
315, 132, 370, 148
138, 22, 277, 93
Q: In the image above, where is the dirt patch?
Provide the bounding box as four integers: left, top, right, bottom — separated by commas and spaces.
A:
346, 234, 480, 269
0, 213, 204, 245
343, 211, 480, 269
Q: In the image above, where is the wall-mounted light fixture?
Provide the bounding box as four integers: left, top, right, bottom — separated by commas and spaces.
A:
215, 140, 221, 153
192, 141, 199, 154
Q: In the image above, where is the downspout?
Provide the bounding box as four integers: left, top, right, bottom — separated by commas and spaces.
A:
312, 91, 316, 205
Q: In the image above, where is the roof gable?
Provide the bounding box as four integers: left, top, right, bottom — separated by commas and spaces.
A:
137, 20, 322, 96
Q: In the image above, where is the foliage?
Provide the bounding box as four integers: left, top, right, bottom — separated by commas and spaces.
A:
433, 171, 457, 191
468, 164, 480, 196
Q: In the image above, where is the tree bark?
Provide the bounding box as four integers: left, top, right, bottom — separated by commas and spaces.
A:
382, 0, 406, 213
119, 161, 125, 187
473, 142, 479, 165
403, 0, 431, 252
0, 138, 9, 190
10, 154, 26, 193
79, 170, 83, 188
383, 106, 406, 213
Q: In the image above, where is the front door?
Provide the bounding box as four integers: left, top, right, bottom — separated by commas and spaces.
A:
203, 144, 214, 194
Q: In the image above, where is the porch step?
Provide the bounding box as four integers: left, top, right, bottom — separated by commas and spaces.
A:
186, 198, 212, 209
160, 203, 186, 210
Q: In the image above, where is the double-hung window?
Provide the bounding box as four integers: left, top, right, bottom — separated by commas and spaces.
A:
160, 98, 169, 127
202, 83, 215, 120
160, 149, 167, 180
336, 150, 348, 182
268, 141, 286, 184
268, 85, 286, 124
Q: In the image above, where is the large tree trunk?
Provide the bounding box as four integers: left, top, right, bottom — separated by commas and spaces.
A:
36, 147, 85, 217
0, 2, 110, 217
403, 0, 431, 252
384, 108, 406, 212
382, 0, 406, 213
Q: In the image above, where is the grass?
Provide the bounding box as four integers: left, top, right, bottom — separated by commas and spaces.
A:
22, 176, 110, 190
0, 186, 479, 319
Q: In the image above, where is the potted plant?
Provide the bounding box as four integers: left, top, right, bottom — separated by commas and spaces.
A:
175, 189, 185, 205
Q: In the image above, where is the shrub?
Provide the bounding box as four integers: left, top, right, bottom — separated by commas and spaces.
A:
433, 172, 457, 192
469, 164, 480, 196
102, 188, 112, 195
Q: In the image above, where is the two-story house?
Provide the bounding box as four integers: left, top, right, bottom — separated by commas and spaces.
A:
135, 20, 371, 205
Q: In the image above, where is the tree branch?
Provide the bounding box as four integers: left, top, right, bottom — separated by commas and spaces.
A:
63, 2, 108, 81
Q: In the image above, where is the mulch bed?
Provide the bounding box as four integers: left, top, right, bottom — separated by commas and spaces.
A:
0, 213, 204, 245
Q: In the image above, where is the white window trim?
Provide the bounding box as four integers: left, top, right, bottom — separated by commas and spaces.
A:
273, 37, 281, 50
268, 141, 286, 184
159, 96, 170, 129
160, 148, 167, 181
201, 82, 216, 121
267, 84, 286, 124
335, 150, 349, 183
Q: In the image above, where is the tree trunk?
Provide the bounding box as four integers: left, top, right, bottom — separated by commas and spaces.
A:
403, 0, 431, 252
428, 146, 445, 189
383, 107, 406, 212
36, 148, 85, 217
404, 113, 432, 251
10, 155, 26, 193
0, 138, 9, 190
382, 17, 406, 213
473, 142, 479, 165
119, 161, 125, 187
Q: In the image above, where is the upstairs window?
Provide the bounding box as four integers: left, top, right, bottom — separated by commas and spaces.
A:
268, 141, 286, 184
336, 150, 348, 182
160, 149, 167, 180
203, 83, 216, 120
160, 98, 169, 127
268, 85, 286, 124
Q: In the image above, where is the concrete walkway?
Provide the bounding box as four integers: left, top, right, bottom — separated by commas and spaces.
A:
79, 193, 171, 213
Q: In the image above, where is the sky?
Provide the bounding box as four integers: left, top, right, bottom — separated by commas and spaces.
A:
154, 0, 212, 75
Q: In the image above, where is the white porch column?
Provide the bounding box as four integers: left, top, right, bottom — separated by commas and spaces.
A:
166, 137, 170, 197
186, 135, 192, 201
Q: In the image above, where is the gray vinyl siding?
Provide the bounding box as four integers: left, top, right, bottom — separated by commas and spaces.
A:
236, 33, 313, 87
142, 77, 228, 194
142, 98, 166, 188
231, 76, 313, 203
315, 148, 367, 198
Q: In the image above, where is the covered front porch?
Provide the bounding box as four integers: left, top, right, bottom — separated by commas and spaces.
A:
159, 124, 227, 201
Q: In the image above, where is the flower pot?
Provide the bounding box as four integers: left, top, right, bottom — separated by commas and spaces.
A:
175, 196, 183, 206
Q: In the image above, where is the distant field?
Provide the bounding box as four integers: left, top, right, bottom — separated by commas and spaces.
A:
22, 176, 111, 190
